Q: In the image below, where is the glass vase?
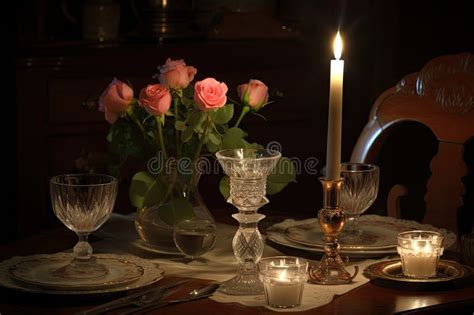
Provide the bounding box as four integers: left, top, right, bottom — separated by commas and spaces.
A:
134, 161, 215, 254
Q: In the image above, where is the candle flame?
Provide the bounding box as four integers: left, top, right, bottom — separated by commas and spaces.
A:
333, 31, 343, 60
278, 269, 287, 280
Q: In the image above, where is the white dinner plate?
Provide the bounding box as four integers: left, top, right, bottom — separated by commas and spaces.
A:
267, 215, 456, 258
0, 253, 164, 295
9, 253, 144, 290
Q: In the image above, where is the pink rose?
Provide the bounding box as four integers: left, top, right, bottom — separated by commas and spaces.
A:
139, 84, 171, 116
237, 79, 269, 110
194, 78, 228, 112
158, 58, 197, 90
99, 78, 134, 124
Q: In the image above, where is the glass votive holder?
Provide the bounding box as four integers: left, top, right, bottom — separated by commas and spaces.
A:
397, 230, 444, 278
258, 256, 308, 309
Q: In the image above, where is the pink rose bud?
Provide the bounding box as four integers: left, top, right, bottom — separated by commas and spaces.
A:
194, 78, 228, 112
158, 58, 198, 90
99, 78, 134, 124
237, 79, 269, 110
139, 84, 172, 116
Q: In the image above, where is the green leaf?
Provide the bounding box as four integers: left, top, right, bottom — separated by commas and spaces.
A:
219, 176, 230, 200
106, 129, 113, 142
181, 127, 194, 143
266, 157, 297, 195
221, 127, 248, 149
180, 96, 194, 107
188, 111, 206, 130
175, 120, 187, 131
206, 140, 220, 153
248, 142, 264, 150
182, 84, 194, 98
157, 198, 196, 226
108, 118, 150, 162
129, 172, 168, 209
210, 104, 234, 124
266, 181, 289, 195
208, 132, 221, 145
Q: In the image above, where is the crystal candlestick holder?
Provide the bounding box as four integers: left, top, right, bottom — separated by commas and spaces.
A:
308, 178, 358, 284
216, 148, 281, 295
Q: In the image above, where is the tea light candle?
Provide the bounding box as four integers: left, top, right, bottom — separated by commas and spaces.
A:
397, 231, 444, 278
258, 257, 308, 309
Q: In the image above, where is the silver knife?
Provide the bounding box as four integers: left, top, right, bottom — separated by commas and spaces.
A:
119, 283, 219, 315
77, 279, 190, 315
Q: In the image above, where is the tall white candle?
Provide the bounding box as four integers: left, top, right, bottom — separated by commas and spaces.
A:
326, 32, 344, 181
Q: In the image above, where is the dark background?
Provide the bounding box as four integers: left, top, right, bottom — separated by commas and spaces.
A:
6, 0, 474, 242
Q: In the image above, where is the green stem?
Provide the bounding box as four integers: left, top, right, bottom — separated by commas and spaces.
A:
187, 115, 211, 195
127, 106, 147, 139
234, 106, 250, 128
173, 96, 181, 157
155, 116, 168, 160
192, 115, 211, 163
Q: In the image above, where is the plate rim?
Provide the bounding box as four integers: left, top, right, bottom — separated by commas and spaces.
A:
363, 259, 473, 283
8, 254, 145, 291
266, 229, 396, 257
280, 215, 456, 252
265, 215, 456, 257
0, 253, 164, 295
284, 223, 397, 251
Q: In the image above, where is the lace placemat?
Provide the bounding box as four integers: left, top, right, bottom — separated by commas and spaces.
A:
212, 259, 377, 312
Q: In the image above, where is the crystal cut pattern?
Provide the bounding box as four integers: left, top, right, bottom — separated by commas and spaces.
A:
216, 149, 281, 295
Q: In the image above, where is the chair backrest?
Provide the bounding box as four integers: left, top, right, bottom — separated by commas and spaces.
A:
351, 53, 474, 234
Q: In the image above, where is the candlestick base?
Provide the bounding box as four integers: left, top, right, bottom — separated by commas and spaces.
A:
308, 178, 358, 284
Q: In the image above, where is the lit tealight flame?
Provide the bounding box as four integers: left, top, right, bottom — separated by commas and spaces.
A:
278, 269, 287, 280
333, 31, 343, 60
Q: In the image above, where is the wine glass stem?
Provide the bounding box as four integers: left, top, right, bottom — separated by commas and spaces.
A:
345, 215, 360, 234
74, 232, 93, 260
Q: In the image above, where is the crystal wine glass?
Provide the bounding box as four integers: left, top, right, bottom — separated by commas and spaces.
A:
339, 163, 379, 243
50, 174, 118, 279
216, 148, 281, 296
173, 219, 217, 261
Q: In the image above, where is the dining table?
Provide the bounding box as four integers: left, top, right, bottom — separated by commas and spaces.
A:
1, 209, 473, 315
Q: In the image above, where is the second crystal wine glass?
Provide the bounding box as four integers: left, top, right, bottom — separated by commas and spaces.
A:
50, 174, 118, 279
216, 148, 281, 295
339, 163, 379, 243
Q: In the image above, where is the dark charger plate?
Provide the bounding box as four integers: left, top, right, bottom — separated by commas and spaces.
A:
364, 259, 473, 284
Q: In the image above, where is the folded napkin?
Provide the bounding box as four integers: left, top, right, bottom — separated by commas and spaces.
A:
93, 213, 383, 312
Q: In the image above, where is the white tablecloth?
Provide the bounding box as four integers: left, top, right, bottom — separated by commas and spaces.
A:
92, 213, 383, 312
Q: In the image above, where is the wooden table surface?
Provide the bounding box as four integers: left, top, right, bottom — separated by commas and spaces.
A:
1, 222, 473, 315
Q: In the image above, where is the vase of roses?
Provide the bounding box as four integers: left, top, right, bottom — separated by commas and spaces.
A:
99, 58, 295, 251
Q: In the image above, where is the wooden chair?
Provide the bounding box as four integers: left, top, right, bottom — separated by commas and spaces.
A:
351, 53, 474, 235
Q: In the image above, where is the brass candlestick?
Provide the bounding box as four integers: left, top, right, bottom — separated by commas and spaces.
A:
308, 178, 358, 284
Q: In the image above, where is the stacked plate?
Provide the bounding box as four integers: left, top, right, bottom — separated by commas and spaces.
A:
0, 253, 164, 295
267, 215, 457, 258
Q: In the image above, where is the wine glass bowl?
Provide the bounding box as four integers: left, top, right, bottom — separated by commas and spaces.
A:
340, 163, 379, 243
173, 219, 217, 260
50, 174, 118, 280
